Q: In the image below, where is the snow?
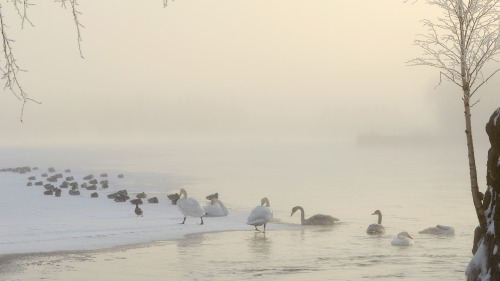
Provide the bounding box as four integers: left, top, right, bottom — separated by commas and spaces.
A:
467, 240, 492, 281
0, 168, 291, 255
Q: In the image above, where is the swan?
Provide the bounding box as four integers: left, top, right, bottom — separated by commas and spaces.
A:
290, 206, 340, 225
367, 210, 386, 234
419, 225, 455, 235
203, 198, 229, 217
391, 231, 414, 246
247, 197, 273, 233
177, 188, 205, 225
134, 203, 143, 217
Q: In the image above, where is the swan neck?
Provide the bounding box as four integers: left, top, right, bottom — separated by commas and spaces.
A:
299, 207, 306, 224
378, 213, 382, 225
180, 189, 187, 199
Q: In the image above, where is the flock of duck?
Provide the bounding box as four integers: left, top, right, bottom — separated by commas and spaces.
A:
167, 188, 455, 246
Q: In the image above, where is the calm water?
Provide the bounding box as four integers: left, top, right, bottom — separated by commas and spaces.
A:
0, 141, 482, 280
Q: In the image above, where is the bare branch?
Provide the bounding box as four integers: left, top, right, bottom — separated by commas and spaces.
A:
55, 0, 84, 58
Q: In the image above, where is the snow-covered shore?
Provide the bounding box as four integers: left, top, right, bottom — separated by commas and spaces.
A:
0, 167, 288, 255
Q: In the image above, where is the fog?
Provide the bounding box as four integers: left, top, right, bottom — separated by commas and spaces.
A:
0, 0, 499, 148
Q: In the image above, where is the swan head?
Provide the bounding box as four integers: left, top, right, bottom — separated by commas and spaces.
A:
290, 206, 303, 217
371, 210, 382, 216
397, 231, 413, 239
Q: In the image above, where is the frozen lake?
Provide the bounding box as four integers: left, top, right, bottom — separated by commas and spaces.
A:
0, 142, 481, 280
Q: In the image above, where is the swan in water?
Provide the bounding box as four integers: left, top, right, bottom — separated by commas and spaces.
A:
203, 198, 229, 217
247, 197, 273, 233
134, 203, 143, 217
290, 206, 340, 225
419, 225, 455, 235
177, 188, 205, 225
366, 210, 386, 234
391, 231, 414, 246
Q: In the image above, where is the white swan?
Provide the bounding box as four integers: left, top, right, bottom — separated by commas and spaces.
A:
177, 188, 205, 225
391, 231, 414, 246
203, 198, 229, 217
367, 210, 386, 234
247, 197, 273, 233
419, 225, 455, 235
290, 206, 340, 225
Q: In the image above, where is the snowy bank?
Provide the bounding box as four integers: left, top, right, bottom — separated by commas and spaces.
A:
0, 167, 291, 255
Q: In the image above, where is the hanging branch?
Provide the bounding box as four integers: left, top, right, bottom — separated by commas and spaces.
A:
55, 0, 84, 58
0, 4, 40, 122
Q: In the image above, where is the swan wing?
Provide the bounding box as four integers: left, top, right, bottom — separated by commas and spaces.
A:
306, 214, 340, 225
367, 223, 385, 234
203, 204, 225, 217
247, 206, 273, 226
178, 198, 205, 217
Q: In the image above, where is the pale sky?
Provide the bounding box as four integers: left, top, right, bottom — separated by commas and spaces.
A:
1, 0, 499, 146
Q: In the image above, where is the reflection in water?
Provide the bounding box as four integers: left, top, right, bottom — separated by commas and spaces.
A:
247, 232, 272, 258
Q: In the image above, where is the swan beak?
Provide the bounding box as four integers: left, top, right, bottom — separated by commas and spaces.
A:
371, 212, 376, 215
407, 234, 413, 239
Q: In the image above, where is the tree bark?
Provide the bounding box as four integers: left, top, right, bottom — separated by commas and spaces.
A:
464, 95, 487, 232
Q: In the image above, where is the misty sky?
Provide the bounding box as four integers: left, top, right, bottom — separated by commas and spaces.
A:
1, 0, 499, 146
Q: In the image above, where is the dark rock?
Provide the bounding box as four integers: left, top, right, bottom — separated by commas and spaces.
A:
44, 190, 53, 195
41, 173, 48, 177
44, 184, 54, 190
100, 173, 108, 177
86, 184, 97, 190
66, 176, 75, 181
83, 174, 94, 180
64, 169, 71, 173
27, 181, 33, 186
54, 188, 62, 197
81, 183, 88, 189
91, 192, 99, 198
117, 174, 124, 178
48, 167, 56, 173
34, 181, 43, 186
28, 176, 36, 180
101, 182, 109, 189
89, 179, 98, 185
148, 197, 159, 203
33, 167, 39, 170
70, 182, 79, 188
59, 181, 69, 189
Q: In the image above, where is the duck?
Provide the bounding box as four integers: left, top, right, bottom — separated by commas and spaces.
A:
290, 206, 340, 225
367, 210, 386, 234
206, 192, 219, 201
391, 231, 414, 246
135, 203, 143, 217
177, 188, 205, 225
203, 198, 229, 217
247, 197, 273, 233
419, 225, 455, 235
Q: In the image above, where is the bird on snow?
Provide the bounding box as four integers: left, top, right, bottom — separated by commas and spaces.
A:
247, 197, 273, 233
203, 198, 229, 217
177, 188, 205, 225
135, 203, 143, 217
